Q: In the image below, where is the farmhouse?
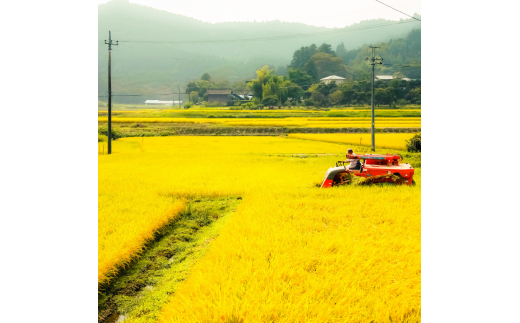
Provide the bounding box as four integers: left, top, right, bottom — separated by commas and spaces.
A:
206, 89, 231, 103
320, 75, 346, 84
376, 75, 412, 81
144, 100, 182, 105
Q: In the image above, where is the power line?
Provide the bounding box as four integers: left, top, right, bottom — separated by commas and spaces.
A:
290, 0, 420, 24
375, 0, 421, 21
382, 64, 421, 67
118, 20, 418, 44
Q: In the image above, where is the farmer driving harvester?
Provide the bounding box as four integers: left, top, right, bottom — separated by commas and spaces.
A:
344, 148, 361, 173
321, 149, 415, 187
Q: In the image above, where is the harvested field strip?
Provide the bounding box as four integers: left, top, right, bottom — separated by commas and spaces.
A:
288, 133, 417, 150
99, 197, 241, 323
97, 127, 421, 144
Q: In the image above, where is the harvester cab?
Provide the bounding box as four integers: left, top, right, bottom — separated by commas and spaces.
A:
321, 154, 414, 188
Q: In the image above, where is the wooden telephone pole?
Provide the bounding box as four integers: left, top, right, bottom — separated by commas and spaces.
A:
172, 85, 186, 108
366, 47, 383, 152
104, 31, 118, 154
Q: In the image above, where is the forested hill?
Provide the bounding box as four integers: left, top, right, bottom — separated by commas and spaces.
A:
98, 0, 421, 102
286, 29, 421, 82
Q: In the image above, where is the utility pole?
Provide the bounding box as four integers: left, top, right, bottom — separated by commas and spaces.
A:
104, 31, 118, 154
172, 86, 186, 109
172, 87, 175, 109
366, 47, 383, 152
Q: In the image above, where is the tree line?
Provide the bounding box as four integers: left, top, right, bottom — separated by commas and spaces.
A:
182, 29, 420, 108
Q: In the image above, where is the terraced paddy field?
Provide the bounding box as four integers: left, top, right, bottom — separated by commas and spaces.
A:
99, 136, 421, 323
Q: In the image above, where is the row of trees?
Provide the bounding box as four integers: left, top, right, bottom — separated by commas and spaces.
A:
246, 65, 420, 107
183, 66, 420, 108
306, 76, 421, 107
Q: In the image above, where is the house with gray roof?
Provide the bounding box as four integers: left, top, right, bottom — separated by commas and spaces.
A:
320, 75, 346, 84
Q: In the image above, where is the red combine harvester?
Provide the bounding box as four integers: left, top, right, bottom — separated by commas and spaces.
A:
321, 154, 414, 188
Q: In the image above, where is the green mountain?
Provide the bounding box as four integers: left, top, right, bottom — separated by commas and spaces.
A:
98, 0, 421, 103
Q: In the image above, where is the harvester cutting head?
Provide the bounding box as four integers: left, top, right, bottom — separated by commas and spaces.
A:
321, 154, 414, 188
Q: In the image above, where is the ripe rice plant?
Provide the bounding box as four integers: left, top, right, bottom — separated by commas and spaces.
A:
99, 137, 420, 322
99, 117, 421, 129
288, 133, 417, 150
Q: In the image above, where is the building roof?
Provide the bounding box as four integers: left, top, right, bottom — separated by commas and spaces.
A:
206, 89, 231, 95
320, 75, 346, 81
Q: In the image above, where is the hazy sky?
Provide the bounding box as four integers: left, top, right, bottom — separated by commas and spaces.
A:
97, 0, 421, 28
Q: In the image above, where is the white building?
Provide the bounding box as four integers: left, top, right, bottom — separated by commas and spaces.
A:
144, 100, 182, 105
376, 75, 412, 81
320, 75, 346, 84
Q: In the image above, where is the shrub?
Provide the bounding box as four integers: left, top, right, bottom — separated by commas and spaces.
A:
98, 125, 122, 140
203, 100, 225, 107
241, 102, 255, 109
262, 95, 278, 107
304, 99, 315, 107
98, 101, 107, 108
184, 102, 194, 109
397, 99, 409, 107
98, 134, 108, 142
405, 133, 421, 152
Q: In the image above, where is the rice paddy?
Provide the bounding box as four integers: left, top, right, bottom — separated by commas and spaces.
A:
98, 117, 421, 128
99, 136, 420, 322
288, 133, 417, 150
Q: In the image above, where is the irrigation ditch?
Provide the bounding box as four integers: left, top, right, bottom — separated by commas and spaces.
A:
98, 196, 242, 323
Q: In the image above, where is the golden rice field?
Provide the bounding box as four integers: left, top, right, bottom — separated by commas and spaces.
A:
288, 133, 417, 150
99, 136, 420, 322
98, 116, 421, 128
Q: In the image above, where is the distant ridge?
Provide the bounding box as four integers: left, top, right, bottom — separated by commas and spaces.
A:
98, 0, 420, 102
